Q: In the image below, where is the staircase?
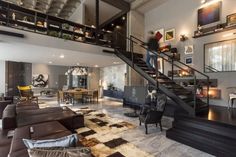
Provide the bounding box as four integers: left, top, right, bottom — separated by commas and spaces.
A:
105, 34, 210, 116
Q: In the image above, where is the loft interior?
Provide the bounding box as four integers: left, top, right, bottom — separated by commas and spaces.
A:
0, 0, 236, 157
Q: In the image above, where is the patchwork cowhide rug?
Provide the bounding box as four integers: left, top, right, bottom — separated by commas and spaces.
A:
75, 109, 153, 157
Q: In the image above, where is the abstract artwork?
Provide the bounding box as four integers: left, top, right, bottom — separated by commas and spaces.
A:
198, 1, 221, 27
32, 74, 49, 88
165, 29, 175, 42
227, 13, 236, 26
155, 28, 164, 43
185, 45, 194, 54
185, 57, 193, 65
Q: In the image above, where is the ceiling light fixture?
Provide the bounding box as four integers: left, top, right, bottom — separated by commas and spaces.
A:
122, 16, 126, 20
60, 54, 65, 58
49, 61, 52, 64
94, 65, 99, 68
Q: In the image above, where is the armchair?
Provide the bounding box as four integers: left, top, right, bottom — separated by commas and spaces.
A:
139, 93, 167, 134
17, 85, 38, 104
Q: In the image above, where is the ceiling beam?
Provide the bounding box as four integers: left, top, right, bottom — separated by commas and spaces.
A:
100, 0, 130, 12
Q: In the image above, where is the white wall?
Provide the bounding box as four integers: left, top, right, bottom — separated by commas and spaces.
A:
0, 60, 5, 94
145, 0, 236, 107
100, 64, 127, 91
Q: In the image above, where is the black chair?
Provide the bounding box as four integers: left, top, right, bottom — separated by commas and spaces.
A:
139, 93, 167, 134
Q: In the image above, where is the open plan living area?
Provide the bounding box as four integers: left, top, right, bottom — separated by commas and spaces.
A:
1, 0, 236, 156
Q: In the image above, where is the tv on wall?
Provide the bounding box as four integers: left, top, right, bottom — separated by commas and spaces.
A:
198, 1, 221, 27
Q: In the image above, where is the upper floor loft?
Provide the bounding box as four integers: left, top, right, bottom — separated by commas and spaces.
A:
0, 0, 127, 50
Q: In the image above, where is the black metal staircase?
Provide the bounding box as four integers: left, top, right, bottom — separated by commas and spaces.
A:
105, 34, 210, 116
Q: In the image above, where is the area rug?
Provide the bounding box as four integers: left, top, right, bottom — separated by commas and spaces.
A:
76, 110, 153, 157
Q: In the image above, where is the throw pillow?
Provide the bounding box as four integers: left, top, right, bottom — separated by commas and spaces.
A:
28, 147, 91, 157
23, 134, 78, 149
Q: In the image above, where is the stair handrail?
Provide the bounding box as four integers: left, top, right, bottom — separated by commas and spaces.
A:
130, 35, 209, 79
114, 32, 210, 111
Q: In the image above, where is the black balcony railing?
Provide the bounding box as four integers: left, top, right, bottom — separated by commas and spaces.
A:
0, 1, 114, 48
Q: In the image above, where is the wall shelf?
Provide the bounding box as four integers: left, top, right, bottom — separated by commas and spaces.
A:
0, 1, 116, 48
193, 23, 236, 38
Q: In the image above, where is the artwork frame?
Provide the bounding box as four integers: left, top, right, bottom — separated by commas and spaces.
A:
155, 28, 164, 43
32, 74, 49, 88
165, 29, 175, 42
184, 45, 194, 54
227, 13, 236, 26
197, 1, 222, 27
185, 57, 193, 65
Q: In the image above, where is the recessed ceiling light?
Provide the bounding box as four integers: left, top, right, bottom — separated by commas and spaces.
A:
94, 65, 99, 67
60, 54, 65, 58
113, 62, 120, 64
111, 23, 114, 26
49, 61, 52, 64
201, 0, 206, 4
122, 16, 126, 20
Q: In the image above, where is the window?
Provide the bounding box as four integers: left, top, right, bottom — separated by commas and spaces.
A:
205, 39, 236, 72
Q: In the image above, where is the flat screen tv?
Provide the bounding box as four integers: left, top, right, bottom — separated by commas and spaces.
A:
198, 1, 221, 27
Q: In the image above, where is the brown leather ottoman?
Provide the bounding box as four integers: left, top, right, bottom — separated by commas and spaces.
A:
8, 121, 72, 157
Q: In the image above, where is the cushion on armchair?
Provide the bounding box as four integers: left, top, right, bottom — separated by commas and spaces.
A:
155, 94, 167, 111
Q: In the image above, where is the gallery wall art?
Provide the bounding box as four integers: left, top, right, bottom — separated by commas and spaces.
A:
185, 45, 194, 54
32, 74, 49, 88
198, 1, 221, 27
155, 28, 164, 43
165, 29, 175, 42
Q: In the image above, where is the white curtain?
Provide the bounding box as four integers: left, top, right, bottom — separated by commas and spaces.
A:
205, 39, 236, 72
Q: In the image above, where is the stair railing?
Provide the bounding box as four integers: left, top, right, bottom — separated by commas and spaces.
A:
114, 32, 210, 110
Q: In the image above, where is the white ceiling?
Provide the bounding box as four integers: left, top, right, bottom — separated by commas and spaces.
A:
131, 0, 169, 14
0, 42, 123, 67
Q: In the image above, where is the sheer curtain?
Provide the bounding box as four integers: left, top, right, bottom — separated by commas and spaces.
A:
205, 39, 236, 72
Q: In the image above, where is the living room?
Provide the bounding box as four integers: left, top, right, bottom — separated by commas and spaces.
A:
0, 0, 236, 157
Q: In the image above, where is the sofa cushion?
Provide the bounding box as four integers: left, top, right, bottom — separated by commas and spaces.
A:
17, 107, 63, 118
0, 100, 12, 118
23, 134, 78, 149
2, 104, 17, 130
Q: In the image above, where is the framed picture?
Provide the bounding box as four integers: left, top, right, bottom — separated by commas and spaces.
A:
185, 57, 193, 65
155, 28, 164, 43
165, 29, 175, 42
184, 45, 194, 54
32, 74, 49, 88
198, 1, 221, 27
227, 13, 236, 26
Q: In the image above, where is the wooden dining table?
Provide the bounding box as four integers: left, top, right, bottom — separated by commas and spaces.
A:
61, 89, 96, 104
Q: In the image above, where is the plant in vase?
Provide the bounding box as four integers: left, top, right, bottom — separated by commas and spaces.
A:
107, 83, 114, 91
62, 34, 72, 41
62, 23, 70, 30
48, 31, 59, 37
